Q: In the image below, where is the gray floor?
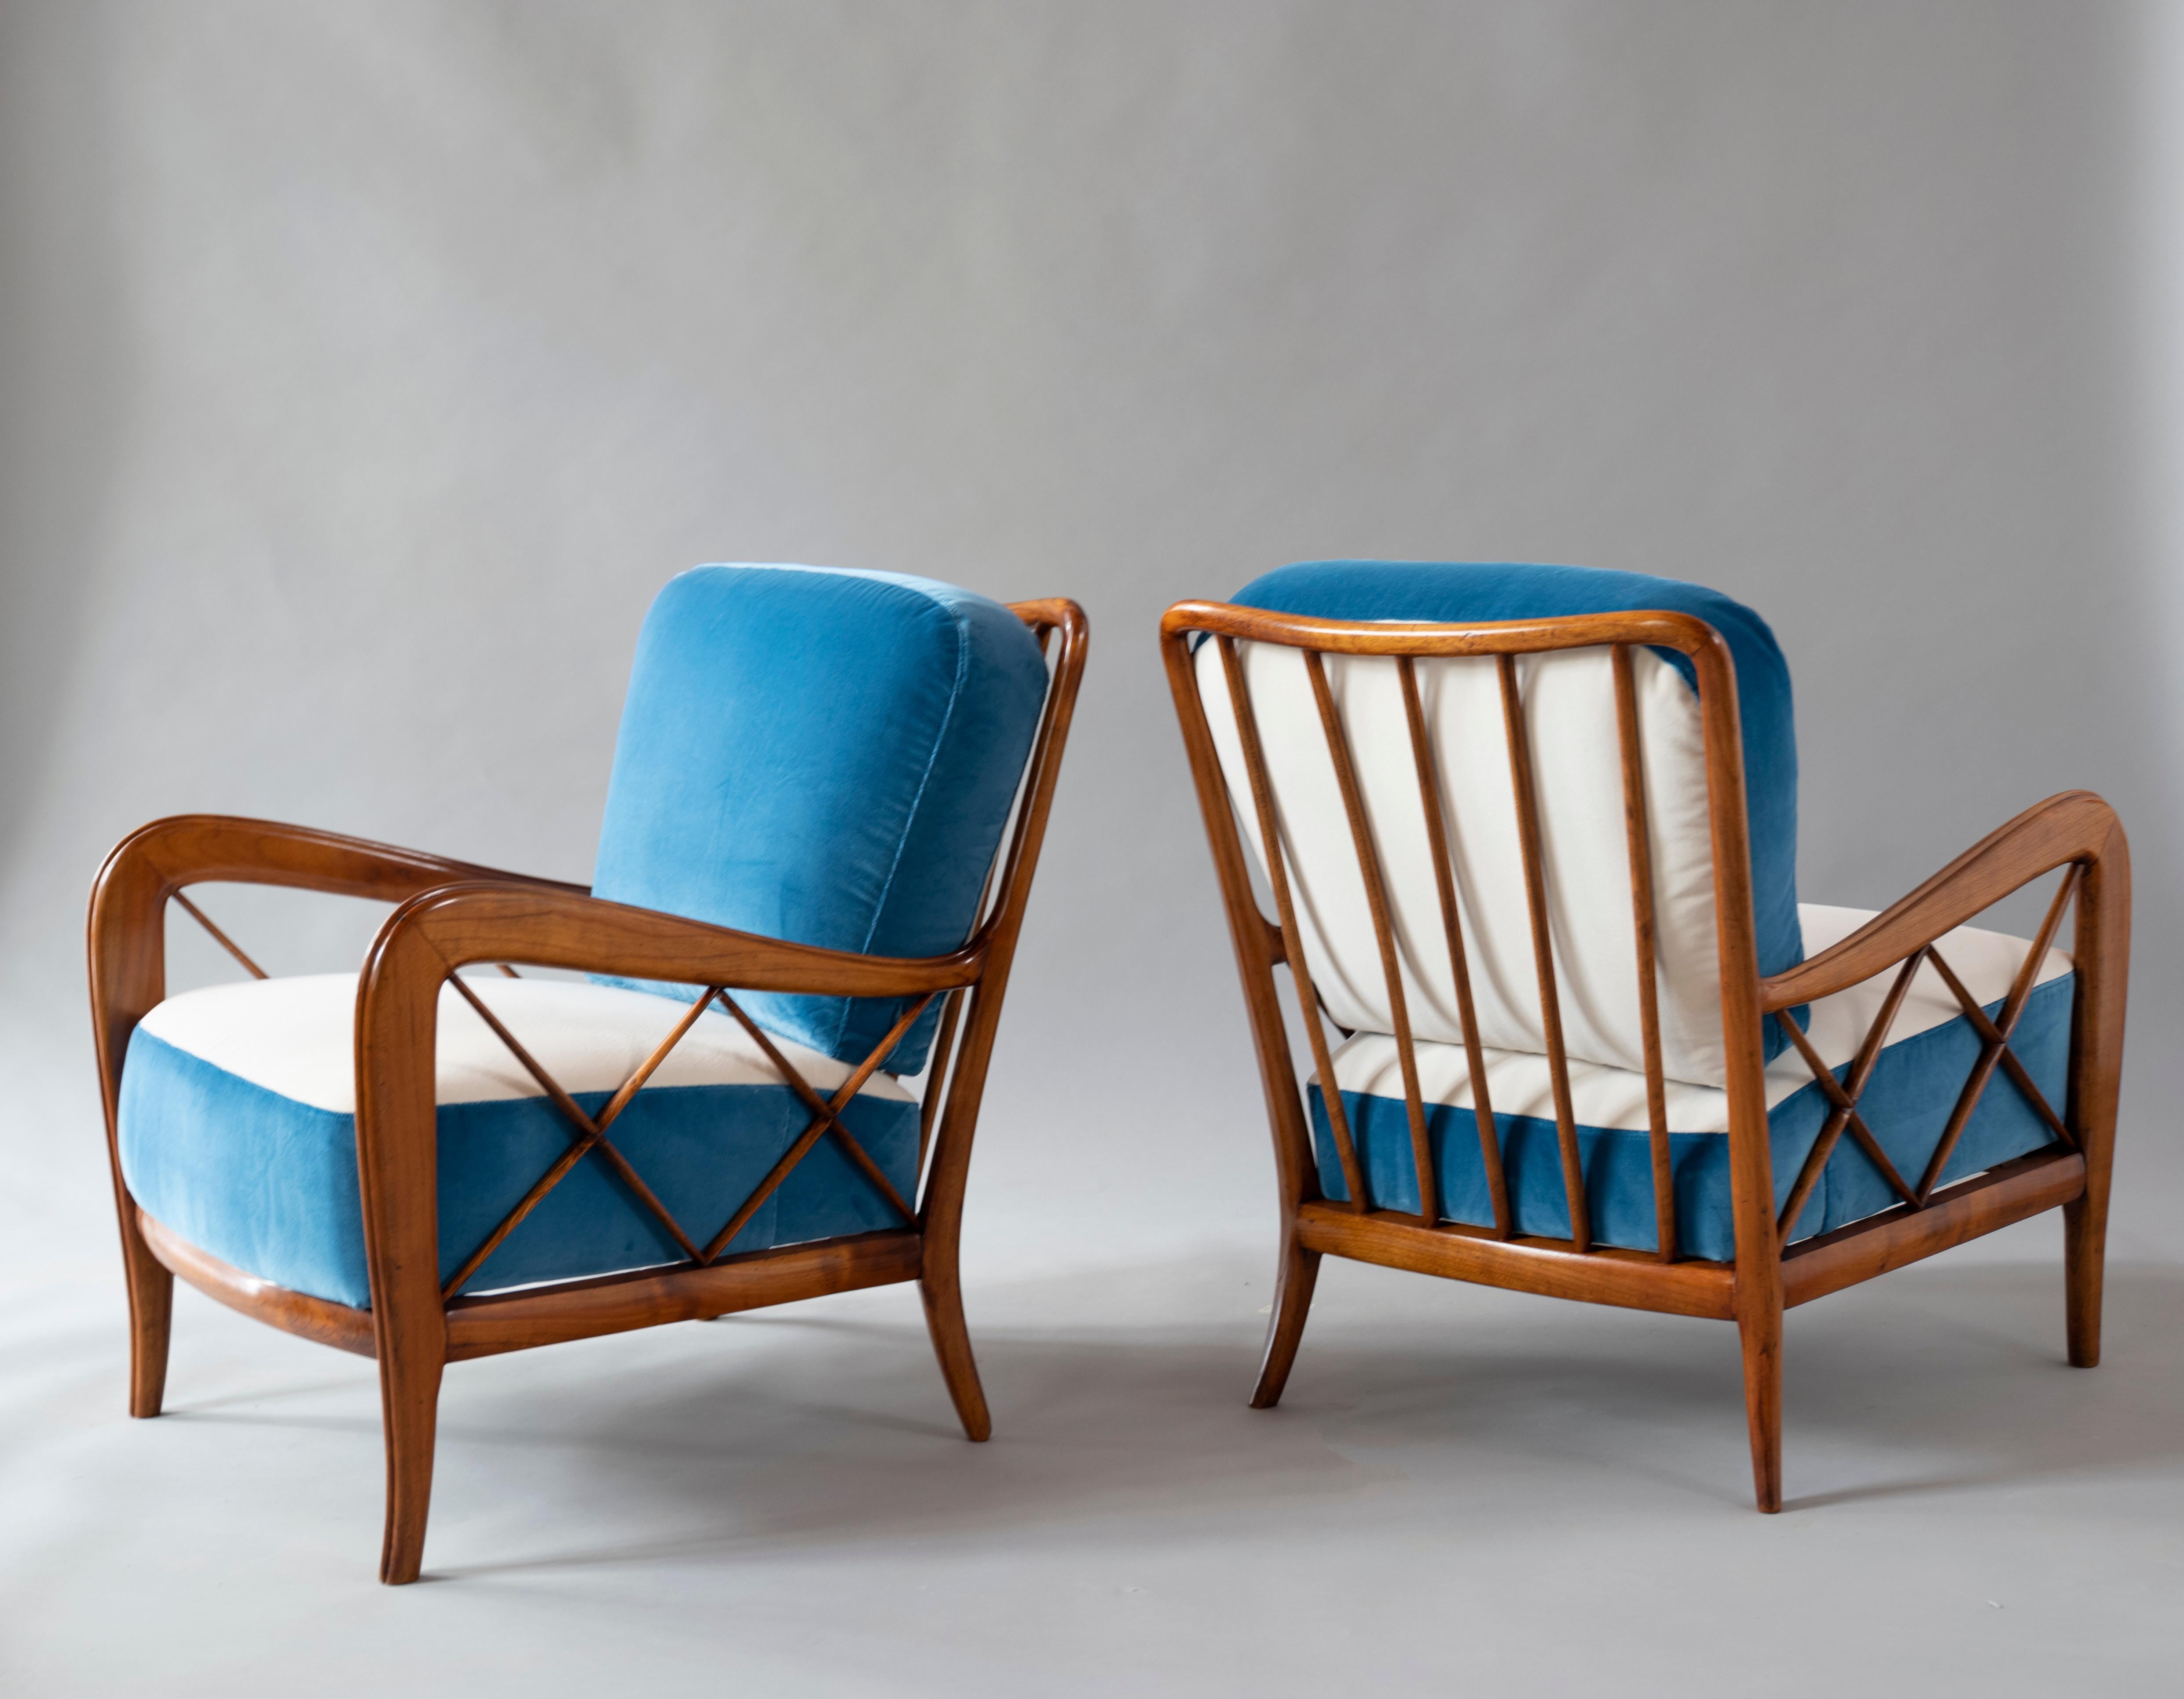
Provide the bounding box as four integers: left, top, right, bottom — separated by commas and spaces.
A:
4, 1201, 2180, 1696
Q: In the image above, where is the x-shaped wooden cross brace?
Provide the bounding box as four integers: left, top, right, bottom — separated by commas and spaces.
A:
1770, 864, 2080, 1244
1773, 951, 1925, 1246
1915, 864, 2080, 1200
441, 977, 929, 1299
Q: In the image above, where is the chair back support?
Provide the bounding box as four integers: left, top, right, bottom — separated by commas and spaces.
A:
592, 564, 1051, 1073
1163, 565, 1782, 1258
1194, 562, 1800, 1088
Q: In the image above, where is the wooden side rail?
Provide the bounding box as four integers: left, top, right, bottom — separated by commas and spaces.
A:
1295, 1204, 1737, 1319
1781, 1149, 2087, 1308
137, 1207, 926, 1362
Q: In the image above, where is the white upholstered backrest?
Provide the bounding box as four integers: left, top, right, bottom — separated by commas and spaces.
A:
1196, 637, 1737, 1088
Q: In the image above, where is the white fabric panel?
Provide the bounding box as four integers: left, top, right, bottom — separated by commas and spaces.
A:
1198, 636, 1732, 1084
1321, 905, 2074, 1133
137, 973, 916, 1115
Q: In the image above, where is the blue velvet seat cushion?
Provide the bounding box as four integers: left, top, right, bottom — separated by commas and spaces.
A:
1308, 908, 2074, 1260
591, 565, 1049, 1075
117, 975, 919, 1309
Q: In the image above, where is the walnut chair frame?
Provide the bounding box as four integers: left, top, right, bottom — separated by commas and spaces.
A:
1160, 600, 2128, 1511
91, 598, 1086, 1583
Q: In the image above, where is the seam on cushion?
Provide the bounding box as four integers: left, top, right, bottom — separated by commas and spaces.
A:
127, 1022, 359, 1117
833, 588, 973, 1057
1320, 973, 2069, 1149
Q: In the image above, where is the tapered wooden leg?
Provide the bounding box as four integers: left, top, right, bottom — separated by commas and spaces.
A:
1737, 1299, 1783, 1513
2063, 1193, 2107, 1369
2063, 824, 2126, 1369
376, 1339, 444, 1585
121, 1221, 173, 1420
1249, 1234, 1320, 1410
919, 1265, 991, 1443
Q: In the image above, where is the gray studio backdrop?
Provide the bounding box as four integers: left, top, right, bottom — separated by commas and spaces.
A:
2, 0, 2178, 1287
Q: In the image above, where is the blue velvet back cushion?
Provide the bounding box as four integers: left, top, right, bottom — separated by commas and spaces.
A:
1230, 560, 1803, 1053
591, 565, 1049, 1073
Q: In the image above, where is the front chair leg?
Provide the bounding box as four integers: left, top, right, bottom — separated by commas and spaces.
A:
376, 1336, 446, 1585
1249, 1232, 1320, 1410
918, 1260, 992, 1443
121, 1223, 174, 1419
2063, 1192, 2108, 1368
1737, 1297, 1784, 1512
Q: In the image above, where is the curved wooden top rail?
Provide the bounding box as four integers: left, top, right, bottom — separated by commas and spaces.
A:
1160, 600, 1734, 662
1759, 790, 2125, 1013
1006, 596, 1085, 637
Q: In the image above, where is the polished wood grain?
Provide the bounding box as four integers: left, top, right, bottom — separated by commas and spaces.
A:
443, 970, 707, 1266
139, 1209, 377, 1357
1399, 656, 1510, 1238
2063, 809, 2129, 1368
1926, 948, 2075, 1150
1294, 1202, 1735, 1319
916, 989, 966, 1180
916, 599, 1088, 1445
1774, 1003, 1921, 1220
1164, 601, 1746, 660
86, 818, 579, 1427
437, 981, 727, 1299
1773, 952, 1927, 1242
1781, 1150, 2085, 1308
87, 597, 1087, 1585
1305, 649, 1436, 1227
693, 996, 932, 1263
172, 891, 268, 979
1915, 865, 2079, 1203
445, 1230, 924, 1358
1248, 1234, 1323, 1408
1159, 595, 2128, 1519
715, 995, 920, 1226
1498, 651, 1590, 1253
1612, 645, 1676, 1263
1217, 636, 1368, 1211
139, 1206, 928, 1363
1757, 791, 2118, 1011
1163, 630, 1328, 1390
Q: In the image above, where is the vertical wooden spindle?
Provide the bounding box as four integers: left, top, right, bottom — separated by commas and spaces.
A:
1399, 657, 1510, 1238
1219, 639, 1371, 1212
1612, 647, 1676, 1261
1499, 653, 1590, 1252
1306, 652, 1437, 1227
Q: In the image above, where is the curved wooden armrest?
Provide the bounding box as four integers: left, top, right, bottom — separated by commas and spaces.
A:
1759, 790, 2125, 1013
94, 813, 588, 907
362, 881, 984, 1000
88, 815, 589, 1100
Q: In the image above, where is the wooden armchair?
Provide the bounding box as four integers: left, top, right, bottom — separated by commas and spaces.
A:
90, 567, 1085, 1582
1162, 561, 2125, 1511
